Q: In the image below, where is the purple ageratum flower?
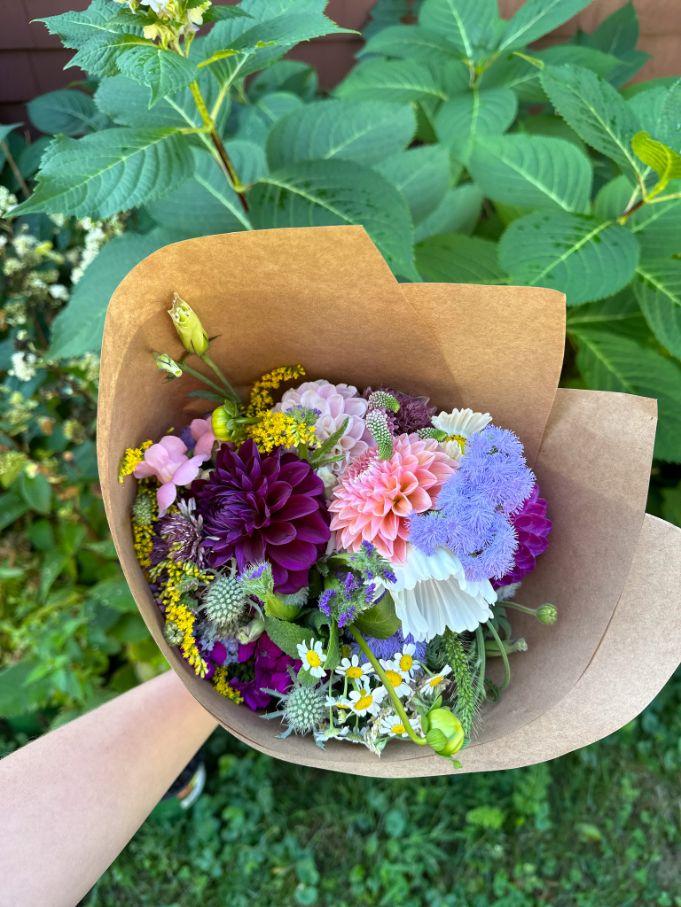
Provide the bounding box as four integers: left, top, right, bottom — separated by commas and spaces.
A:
459, 427, 535, 514
494, 485, 552, 587
455, 511, 518, 582
231, 633, 301, 711
364, 386, 436, 434
356, 629, 427, 662
192, 439, 330, 594
409, 511, 451, 556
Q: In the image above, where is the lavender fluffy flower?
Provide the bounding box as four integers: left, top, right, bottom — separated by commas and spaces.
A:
455, 511, 518, 582
408, 511, 451, 556
460, 426, 535, 514
357, 629, 427, 662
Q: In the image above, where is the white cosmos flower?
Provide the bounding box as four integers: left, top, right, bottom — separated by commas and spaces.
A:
379, 659, 412, 698
374, 545, 496, 642
296, 638, 327, 679
431, 407, 492, 460
346, 680, 387, 716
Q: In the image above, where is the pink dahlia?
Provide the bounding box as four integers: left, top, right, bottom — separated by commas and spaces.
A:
493, 484, 551, 588
277, 379, 372, 466
329, 434, 456, 563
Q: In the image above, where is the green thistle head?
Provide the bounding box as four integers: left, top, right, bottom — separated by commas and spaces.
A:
132, 489, 156, 526
366, 409, 393, 460
202, 574, 247, 629
282, 682, 327, 735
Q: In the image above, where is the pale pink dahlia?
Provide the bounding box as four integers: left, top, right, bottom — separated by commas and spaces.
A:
277, 380, 373, 467
328, 434, 456, 563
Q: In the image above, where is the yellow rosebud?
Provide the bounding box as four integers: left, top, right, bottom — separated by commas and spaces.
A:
168, 292, 209, 356
422, 707, 465, 758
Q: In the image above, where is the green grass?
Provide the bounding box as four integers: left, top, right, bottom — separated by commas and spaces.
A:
86, 672, 681, 907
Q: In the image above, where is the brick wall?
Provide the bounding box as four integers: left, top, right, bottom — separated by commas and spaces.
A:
1, 0, 679, 124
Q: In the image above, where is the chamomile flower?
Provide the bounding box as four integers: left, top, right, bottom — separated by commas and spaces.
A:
297, 639, 327, 679
346, 679, 387, 716
335, 654, 374, 682
379, 659, 413, 698
396, 643, 419, 678
421, 665, 453, 696
379, 713, 420, 739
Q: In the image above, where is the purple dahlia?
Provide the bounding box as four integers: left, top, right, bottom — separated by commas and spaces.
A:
493, 484, 552, 588
193, 439, 330, 593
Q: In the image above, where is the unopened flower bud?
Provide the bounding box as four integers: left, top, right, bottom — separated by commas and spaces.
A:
236, 615, 265, 645
536, 603, 558, 625
422, 707, 464, 758
168, 292, 209, 356
211, 399, 242, 441
154, 351, 183, 378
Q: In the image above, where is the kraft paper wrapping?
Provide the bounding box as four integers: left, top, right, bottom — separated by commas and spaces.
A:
97, 226, 681, 777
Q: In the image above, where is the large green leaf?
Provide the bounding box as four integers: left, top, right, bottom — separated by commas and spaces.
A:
115, 44, 198, 106
250, 159, 417, 279
633, 261, 681, 358
418, 0, 501, 58
435, 87, 517, 164
11, 128, 192, 218
627, 86, 677, 145
498, 0, 592, 52
499, 212, 640, 305
416, 234, 503, 283
249, 60, 318, 101
566, 291, 647, 341
36, 0, 123, 49
360, 24, 456, 66
266, 99, 415, 168
95, 75, 208, 129
581, 1, 649, 85
69, 32, 151, 78
570, 327, 681, 462
414, 183, 483, 242
50, 227, 185, 358
336, 59, 447, 104
469, 134, 592, 213
375, 145, 450, 224
27, 89, 106, 136
235, 92, 304, 146
511, 45, 621, 104
630, 190, 681, 258
541, 64, 643, 184
631, 132, 681, 192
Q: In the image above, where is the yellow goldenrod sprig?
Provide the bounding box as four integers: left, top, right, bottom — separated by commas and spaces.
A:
118, 440, 152, 483
247, 365, 306, 416
213, 666, 244, 704
247, 410, 317, 453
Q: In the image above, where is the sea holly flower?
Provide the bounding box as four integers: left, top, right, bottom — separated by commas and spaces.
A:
335, 655, 373, 681
133, 435, 207, 516
345, 679, 387, 717
297, 639, 327, 679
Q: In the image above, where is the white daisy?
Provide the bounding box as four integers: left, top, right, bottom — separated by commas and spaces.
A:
296, 638, 327, 679
396, 643, 419, 678
379, 659, 412, 698
373, 545, 496, 642
421, 665, 453, 697
379, 712, 421, 739
431, 407, 492, 460
346, 679, 387, 716
335, 654, 374, 682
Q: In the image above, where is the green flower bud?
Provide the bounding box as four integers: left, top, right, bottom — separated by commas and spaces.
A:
236, 615, 265, 645
211, 399, 243, 441
154, 351, 183, 378
421, 707, 465, 758
263, 593, 302, 622
537, 603, 558, 625
168, 292, 209, 356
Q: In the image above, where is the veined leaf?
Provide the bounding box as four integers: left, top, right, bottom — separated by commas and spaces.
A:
627, 86, 676, 145
633, 260, 681, 358
469, 134, 592, 213
28, 89, 106, 136
11, 128, 192, 218
115, 44, 198, 106
566, 291, 647, 340
235, 92, 304, 146
266, 99, 415, 168
360, 24, 456, 66
375, 145, 450, 224
630, 186, 681, 258
582, 2, 649, 85
499, 211, 639, 305
631, 131, 681, 194
541, 64, 644, 184
36, 0, 124, 49
414, 183, 483, 242
570, 327, 681, 462
435, 87, 517, 164
263, 615, 313, 660
512, 45, 621, 104
336, 59, 448, 104
249, 60, 318, 101
250, 159, 417, 279
418, 0, 501, 58
498, 0, 593, 53
68, 32, 152, 78
416, 234, 503, 283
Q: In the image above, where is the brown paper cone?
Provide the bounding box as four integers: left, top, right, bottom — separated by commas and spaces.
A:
97, 226, 681, 776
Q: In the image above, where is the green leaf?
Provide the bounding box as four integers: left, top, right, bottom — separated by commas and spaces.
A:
570, 327, 681, 462
115, 44, 198, 107
418, 0, 501, 58
627, 86, 677, 146
360, 24, 456, 66
633, 261, 681, 358
631, 132, 681, 194
264, 615, 311, 659
40, 550, 69, 601
541, 64, 644, 184
469, 134, 592, 213
414, 183, 483, 242
11, 128, 193, 218
435, 87, 517, 164
498, 0, 592, 53
0, 492, 29, 531
69, 32, 151, 78
499, 212, 640, 305
17, 472, 52, 514
250, 159, 417, 279
566, 291, 647, 341
581, 1, 648, 85
0, 122, 20, 144
593, 174, 633, 220
375, 145, 450, 224
36, 0, 124, 50
416, 234, 503, 283
353, 594, 400, 639
266, 99, 415, 168
235, 92, 304, 146
336, 59, 447, 104
630, 186, 681, 259
517, 113, 588, 152
513, 45, 621, 103
49, 227, 184, 357
249, 60, 318, 101
325, 623, 340, 672
27, 89, 105, 136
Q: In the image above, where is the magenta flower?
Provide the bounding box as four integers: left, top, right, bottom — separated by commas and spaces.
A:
231, 633, 301, 710
134, 435, 206, 516
494, 485, 552, 588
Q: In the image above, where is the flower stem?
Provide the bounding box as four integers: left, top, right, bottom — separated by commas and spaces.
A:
349, 625, 426, 746
474, 626, 487, 700
500, 600, 536, 617
199, 352, 240, 402
179, 361, 230, 397
486, 621, 511, 691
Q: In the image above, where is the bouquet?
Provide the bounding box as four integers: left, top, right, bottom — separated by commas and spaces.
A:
119, 293, 556, 763
99, 226, 680, 776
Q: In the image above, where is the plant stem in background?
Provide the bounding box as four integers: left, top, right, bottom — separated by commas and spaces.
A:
486, 622, 511, 691
1, 141, 29, 198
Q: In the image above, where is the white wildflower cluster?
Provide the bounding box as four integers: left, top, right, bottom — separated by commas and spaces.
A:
9, 350, 38, 382
70, 216, 123, 284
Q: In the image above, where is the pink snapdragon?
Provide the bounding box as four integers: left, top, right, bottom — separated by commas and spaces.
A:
134, 427, 212, 516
